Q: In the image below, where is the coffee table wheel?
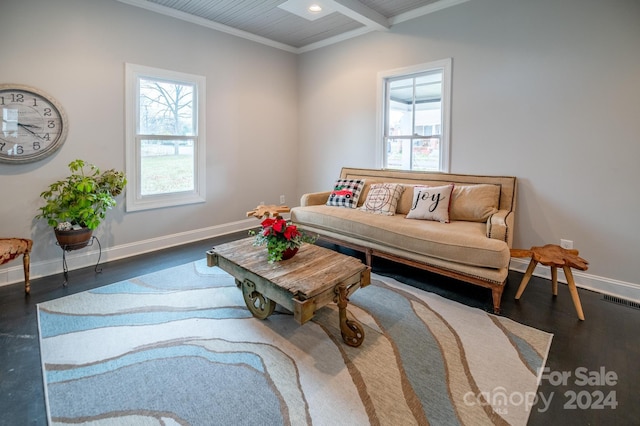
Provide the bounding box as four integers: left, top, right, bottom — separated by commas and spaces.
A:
341, 319, 365, 347
241, 279, 276, 320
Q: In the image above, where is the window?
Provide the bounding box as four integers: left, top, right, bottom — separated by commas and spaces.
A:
378, 59, 451, 172
125, 64, 206, 211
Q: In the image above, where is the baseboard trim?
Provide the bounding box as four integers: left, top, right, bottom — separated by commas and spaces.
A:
0, 218, 255, 287
4, 230, 639, 305
509, 258, 640, 304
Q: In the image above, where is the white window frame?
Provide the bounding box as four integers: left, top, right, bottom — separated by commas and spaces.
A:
376, 58, 452, 172
125, 63, 206, 212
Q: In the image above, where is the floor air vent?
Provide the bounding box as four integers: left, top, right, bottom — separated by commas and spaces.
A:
602, 294, 640, 310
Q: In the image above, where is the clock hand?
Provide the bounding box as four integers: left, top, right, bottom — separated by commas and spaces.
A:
19, 123, 41, 129
18, 123, 42, 139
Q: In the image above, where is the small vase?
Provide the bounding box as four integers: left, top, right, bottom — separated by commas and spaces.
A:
281, 247, 299, 260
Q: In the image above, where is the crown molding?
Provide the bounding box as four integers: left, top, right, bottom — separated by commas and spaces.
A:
117, 0, 471, 54
116, 0, 298, 53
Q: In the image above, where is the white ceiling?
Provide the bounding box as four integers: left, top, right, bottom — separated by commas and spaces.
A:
116, 0, 470, 53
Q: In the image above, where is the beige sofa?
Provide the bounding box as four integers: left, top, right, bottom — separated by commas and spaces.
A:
290, 167, 517, 313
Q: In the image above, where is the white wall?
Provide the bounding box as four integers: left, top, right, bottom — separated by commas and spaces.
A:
297, 0, 640, 294
2, 0, 639, 299
0, 0, 298, 282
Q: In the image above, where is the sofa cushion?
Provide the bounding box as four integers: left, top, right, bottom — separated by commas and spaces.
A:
360, 183, 405, 216
450, 184, 500, 222
291, 205, 510, 269
396, 184, 418, 214
406, 184, 454, 223
326, 179, 365, 208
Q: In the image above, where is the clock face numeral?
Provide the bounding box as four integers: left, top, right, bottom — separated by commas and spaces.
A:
0, 84, 68, 164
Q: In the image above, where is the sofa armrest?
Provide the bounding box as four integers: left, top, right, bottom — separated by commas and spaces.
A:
300, 191, 331, 206
486, 209, 514, 247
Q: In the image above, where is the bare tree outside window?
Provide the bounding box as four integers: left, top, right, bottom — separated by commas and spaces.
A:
139, 79, 194, 137
138, 78, 196, 195
125, 63, 206, 212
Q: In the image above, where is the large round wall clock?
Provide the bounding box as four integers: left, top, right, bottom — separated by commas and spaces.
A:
0, 84, 69, 164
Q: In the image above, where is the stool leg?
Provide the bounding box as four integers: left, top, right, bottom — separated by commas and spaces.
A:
563, 266, 584, 320
515, 259, 538, 299
23, 252, 31, 294
551, 266, 558, 296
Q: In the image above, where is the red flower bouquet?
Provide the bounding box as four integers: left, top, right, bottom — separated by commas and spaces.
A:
250, 217, 317, 263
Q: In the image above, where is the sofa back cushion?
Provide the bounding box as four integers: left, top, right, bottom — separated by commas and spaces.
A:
397, 184, 420, 214
342, 168, 516, 214
449, 184, 500, 222
377, 183, 500, 221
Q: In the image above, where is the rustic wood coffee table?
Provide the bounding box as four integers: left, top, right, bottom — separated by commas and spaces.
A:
206, 238, 371, 347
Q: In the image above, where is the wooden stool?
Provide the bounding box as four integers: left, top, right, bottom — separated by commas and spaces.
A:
511, 244, 589, 320
0, 238, 33, 294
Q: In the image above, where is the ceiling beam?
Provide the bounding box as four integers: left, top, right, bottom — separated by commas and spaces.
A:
327, 0, 390, 31
390, 0, 471, 25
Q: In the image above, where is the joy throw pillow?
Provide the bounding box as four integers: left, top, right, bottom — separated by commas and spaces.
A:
326, 179, 365, 208
406, 184, 454, 223
360, 183, 405, 215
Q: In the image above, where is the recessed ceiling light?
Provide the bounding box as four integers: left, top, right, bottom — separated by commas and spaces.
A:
277, 0, 334, 21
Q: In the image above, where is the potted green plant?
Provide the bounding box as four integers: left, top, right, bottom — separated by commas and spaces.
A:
35, 159, 127, 250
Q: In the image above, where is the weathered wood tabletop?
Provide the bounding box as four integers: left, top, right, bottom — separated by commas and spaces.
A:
207, 237, 371, 346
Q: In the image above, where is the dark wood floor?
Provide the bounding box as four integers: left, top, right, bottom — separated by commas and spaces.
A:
1, 232, 638, 425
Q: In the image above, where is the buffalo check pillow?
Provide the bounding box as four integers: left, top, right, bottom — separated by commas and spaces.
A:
326, 179, 365, 208
406, 184, 454, 223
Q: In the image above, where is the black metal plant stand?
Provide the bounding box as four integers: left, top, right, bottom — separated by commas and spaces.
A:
56, 236, 102, 286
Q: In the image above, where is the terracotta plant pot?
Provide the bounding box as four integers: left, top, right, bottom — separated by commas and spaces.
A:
54, 228, 93, 251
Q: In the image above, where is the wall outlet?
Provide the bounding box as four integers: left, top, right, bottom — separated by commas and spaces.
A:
280, 195, 285, 204
560, 239, 573, 250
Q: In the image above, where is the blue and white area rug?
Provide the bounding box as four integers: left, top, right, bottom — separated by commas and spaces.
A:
38, 259, 552, 425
